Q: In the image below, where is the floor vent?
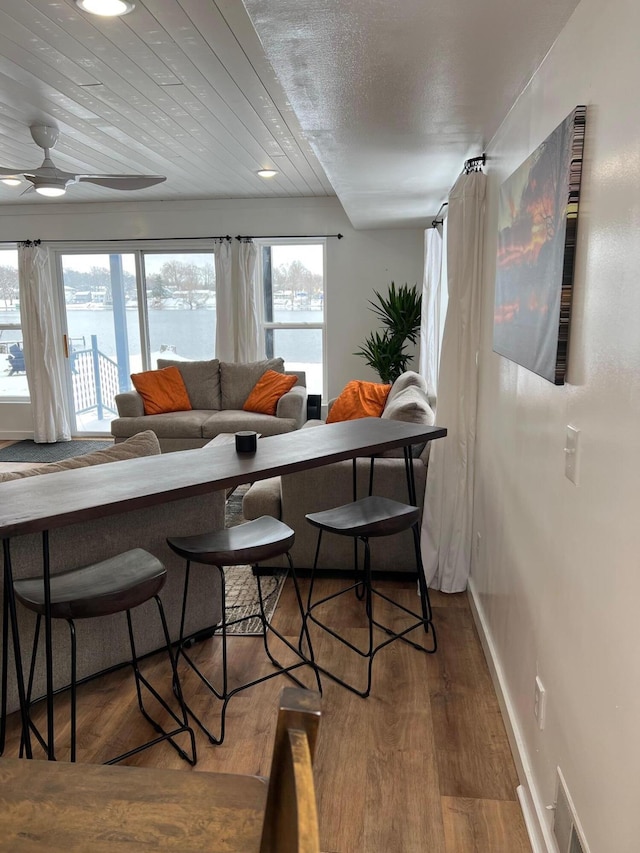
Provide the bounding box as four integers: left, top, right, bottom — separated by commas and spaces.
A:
553, 767, 590, 853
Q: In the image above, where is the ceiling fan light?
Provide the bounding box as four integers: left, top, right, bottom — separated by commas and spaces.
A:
1, 177, 22, 186
75, 0, 135, 17
35, 183, 67, 198
257, 169, 278, 178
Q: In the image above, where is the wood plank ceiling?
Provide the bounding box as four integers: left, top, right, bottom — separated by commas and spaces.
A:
0, 0, 333, 209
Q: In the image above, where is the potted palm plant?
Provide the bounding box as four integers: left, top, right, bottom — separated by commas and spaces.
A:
354, 282, 422, 383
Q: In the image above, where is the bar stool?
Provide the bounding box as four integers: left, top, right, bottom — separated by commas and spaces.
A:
13, 548, 197, 765
167, 515, 321, 745
302, 495, 437, 698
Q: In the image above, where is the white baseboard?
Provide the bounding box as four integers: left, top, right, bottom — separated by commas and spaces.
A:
467, 578, 557, 853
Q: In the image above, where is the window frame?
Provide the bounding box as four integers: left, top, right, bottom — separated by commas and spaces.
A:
0, 246, 26, 401
254, 237, 327, 400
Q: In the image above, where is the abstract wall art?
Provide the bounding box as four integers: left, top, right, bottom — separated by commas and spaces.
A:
493, 106, 586, 384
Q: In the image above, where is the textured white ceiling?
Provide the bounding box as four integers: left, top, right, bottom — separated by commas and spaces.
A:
244, 0, 581, 228
0, 0, 579, 228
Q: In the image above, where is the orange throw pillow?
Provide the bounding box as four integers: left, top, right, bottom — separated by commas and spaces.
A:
130, 366, 192, 415
243, 370, 298, 416
326, 380, 391, 423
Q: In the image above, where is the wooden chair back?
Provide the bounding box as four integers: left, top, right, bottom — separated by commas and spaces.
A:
260, 687, 322, 853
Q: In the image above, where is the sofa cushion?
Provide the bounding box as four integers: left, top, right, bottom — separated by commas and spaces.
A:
111, 410, 212, 440
242, 476, 282, 520
326, 379, 391, 423
219, 358, 285, 410
380, 378, 434, 458
202, 410, 297, 438
385, 371, 428, 405
131, 366, 192, 415
0, 430, 161, 483
157, 358, 221, 410
243, 370, 298, 416
382, 383, 435, 425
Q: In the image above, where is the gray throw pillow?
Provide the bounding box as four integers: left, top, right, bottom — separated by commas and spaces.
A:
157, 358, 221, 410
219, 358, 285, 410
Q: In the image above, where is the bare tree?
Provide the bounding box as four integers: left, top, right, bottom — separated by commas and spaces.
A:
0, 265, 18, 310
159, 260, 209, 309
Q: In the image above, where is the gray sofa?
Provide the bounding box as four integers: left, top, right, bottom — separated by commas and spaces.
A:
111, 357, 307, 453
243, 371, 436, 574
0, 431, 225, 714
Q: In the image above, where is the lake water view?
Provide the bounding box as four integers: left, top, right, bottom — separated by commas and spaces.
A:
0, 307, 323, 399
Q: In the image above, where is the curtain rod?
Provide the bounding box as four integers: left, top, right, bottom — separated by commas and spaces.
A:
11, 236, 234, 246
431, 202, 448, 228
9, 233, 344, 246
464, 153, 486, 173
429, 153, 486, 228
235, 233, 343, 241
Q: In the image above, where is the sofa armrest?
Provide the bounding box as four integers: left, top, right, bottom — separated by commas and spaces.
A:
276, 384, 307, 428
115, 390, 145, 417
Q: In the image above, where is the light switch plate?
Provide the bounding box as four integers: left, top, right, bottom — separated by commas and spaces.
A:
564, 425, 580, 485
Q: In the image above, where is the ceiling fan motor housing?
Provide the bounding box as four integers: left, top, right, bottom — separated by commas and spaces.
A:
30, 125, 60, 151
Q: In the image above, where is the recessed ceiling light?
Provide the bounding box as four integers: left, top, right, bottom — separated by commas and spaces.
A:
257, 169, 278, 178
75, 0, 135, 17
1, 177, 22, 186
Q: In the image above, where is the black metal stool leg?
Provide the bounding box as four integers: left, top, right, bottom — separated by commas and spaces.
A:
302, 495, 438, 699
174, 564, 228, 745
412, 523, 437, 651
20, 615, 48, 757
113, 598, 197, 767
256, 555, 321, 695
174, 558, 319, 744
3, 540, 32, 758
69, 619, 77, 762
0, 575, 9, 756
303, 532, 375, 698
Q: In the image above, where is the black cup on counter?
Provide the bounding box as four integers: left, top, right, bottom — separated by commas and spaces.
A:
235, 431, 258, 453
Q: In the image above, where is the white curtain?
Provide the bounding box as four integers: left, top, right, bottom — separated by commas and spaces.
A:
419, 223, 447, 401
421, 171, 486, 592
18, 243, 71, 443
236, 239, 260, 362
214, 238, 234, 361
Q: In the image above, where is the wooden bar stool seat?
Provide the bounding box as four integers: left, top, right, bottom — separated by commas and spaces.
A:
167, 516, 321, 745
303, 495, 437, 698
13, 548, 196, 765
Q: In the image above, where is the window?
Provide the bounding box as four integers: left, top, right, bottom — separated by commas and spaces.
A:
0, 248, 27, 400
56, 245, 216, 433
257, 241, 325, 397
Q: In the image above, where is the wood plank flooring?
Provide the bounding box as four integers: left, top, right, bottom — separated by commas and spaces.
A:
2, 575, 531, 853
0, 440, 529, 851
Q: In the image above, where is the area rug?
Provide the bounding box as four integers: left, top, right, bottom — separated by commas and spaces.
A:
0, 439, 114, 463
223, 484, 288, 635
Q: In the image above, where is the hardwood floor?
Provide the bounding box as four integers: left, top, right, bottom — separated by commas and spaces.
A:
2, 575, 531, 853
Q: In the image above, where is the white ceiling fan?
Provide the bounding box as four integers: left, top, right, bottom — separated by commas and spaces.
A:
0, 125, 166, 197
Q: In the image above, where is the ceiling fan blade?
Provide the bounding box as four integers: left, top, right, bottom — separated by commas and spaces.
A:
76, 175, 166, 190
24, 167, 77, 181
0, 166, 33, 177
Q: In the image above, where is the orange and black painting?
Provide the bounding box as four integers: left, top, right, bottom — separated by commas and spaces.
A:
493, 106, 586, 384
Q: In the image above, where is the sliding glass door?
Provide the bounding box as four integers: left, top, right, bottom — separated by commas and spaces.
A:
57, 247, 215, 434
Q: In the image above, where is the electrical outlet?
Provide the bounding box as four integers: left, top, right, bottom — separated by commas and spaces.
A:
534, 676, 546, 730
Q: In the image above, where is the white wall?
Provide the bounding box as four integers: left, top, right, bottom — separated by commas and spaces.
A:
472, 0, 640, 850
0, 197, 423, 438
